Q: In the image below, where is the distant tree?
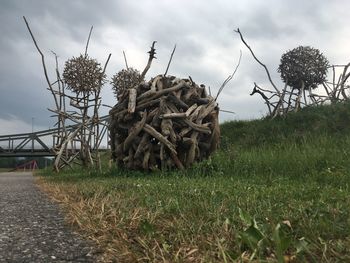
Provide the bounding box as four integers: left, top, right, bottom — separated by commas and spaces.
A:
0, 157, 17, 168
278, 46, 329, 90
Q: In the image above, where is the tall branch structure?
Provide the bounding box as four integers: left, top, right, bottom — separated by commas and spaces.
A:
24, 17, 111, 171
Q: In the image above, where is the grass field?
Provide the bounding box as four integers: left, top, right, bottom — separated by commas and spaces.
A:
39, 102, 350, 262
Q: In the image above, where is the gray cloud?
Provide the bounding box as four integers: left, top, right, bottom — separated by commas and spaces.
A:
1, 0, 350, 135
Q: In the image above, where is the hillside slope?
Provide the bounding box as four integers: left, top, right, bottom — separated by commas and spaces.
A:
216, 102, 350, 181
40, 102, 350, 262
221, 102, 350, 148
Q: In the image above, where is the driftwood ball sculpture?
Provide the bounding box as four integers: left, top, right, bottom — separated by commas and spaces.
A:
278, 46, 329, 90
111, 68, 144, 100
109, 74, 220, 171
63, 54, 106, 93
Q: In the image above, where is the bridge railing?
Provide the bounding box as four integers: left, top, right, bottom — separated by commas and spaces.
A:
0, 115, 110, 157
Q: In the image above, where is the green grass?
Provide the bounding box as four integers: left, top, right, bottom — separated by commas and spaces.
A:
40, 102, 350, 262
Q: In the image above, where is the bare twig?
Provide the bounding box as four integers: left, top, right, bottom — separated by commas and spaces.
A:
102, 104, 113, 108
219, 109, 235, 114
327, 64, 350, 68
122, 50, 129, 70
84, 26, 93, 57
141, 41, 157, 80
164, 44, 176, 76
250, 83, 273, 115
50, 51, 67, 144
215, 50, 242, 101
235, 28, 280, 94
102, 53, 112, 76
23, 16, 59, 109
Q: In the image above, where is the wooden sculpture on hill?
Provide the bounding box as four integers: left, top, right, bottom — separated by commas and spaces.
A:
109, 42, 221, 170
236, 28, 350, 118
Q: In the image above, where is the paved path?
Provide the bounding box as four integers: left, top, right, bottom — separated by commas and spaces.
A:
0, 172, 97, 262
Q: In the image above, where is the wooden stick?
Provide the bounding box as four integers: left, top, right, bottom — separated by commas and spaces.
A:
84, 26, 93, 57
183, 119, 211, 134
138, 81, 186, 103
235, 28, 280, 94
170, 152, 184, 170
128, 88, 137, 113
140, 41, 157, 80
215, 50, 242, 100
134, 133, 150, 159
23, 16, 59, 110
143, 124, 177, 155
160, 112, 187, 119
219, 109, 235, 114
123, 111, 147, 151
123, 50, 129, 70
166, 93, 189, 110
164, 44, 176, 76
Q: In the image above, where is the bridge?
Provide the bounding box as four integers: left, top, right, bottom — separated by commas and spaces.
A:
0, 116, 110, 158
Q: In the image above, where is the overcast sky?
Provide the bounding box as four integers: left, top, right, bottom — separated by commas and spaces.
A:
0, 0, 349, 135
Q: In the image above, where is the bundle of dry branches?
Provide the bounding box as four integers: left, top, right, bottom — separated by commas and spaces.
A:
109, 75, 220, 170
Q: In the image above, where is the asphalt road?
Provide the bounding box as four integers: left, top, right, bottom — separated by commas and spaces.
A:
0, 172, 97, 262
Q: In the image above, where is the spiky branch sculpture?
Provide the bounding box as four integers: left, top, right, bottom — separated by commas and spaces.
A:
236, 28, 348, 117
24, 17, 111, 171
